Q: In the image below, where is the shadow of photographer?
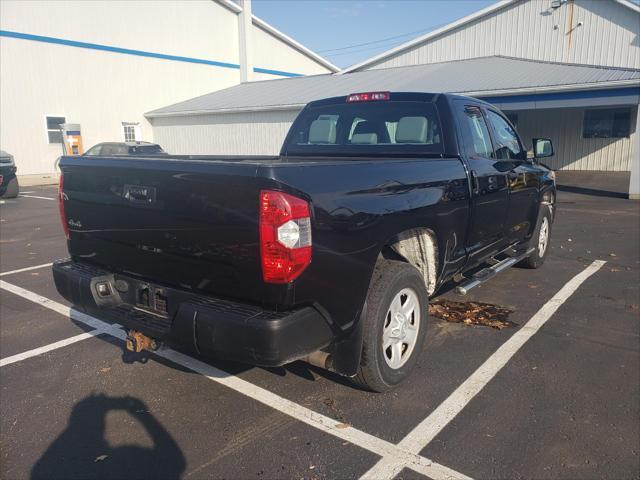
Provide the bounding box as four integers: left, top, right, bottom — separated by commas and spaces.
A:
31, 394, 185, 480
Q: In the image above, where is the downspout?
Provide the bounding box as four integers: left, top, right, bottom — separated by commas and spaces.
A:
238, 0, 253, 82
566, 0, 574, 55
629, 105, 640, 200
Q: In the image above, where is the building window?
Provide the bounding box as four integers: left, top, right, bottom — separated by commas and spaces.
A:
45, 116, 66, 144
121, 122, 141, 142
583, 108, 631, 139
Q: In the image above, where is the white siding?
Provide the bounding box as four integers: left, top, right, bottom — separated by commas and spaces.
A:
363, 0, 640, 70
0, 0, 332, 177
514, 106, 638, 171
0, 38, 240, 177
0, 1, 241, 66
151, 110, 301, 156
252, 24, 333, 80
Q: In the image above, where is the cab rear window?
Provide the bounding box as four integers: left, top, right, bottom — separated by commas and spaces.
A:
285, 101, 443, 156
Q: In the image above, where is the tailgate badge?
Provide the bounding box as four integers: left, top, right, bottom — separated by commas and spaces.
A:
124, 184, 156, 204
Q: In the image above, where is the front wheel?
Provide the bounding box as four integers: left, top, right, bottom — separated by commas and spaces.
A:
353, 260, 429, 392
521, 204, 552, 269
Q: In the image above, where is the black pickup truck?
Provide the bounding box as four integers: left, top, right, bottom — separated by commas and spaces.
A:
53, 92, 556, 391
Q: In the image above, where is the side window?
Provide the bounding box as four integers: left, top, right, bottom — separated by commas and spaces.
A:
101, 144, 119, 155
486, 110, 523, 160
460, 106, 493, 159
84, 145, 102, 156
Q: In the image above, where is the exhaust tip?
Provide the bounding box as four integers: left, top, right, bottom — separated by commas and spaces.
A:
304, 351, 332, 370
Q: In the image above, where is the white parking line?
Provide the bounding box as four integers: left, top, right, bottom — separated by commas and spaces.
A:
0, 262, 53, 277
0, 331, 101, 367
18, 194, 56, 201
0, 280, 124, 334
0, 279, 470, 480
361, 259, 607, 479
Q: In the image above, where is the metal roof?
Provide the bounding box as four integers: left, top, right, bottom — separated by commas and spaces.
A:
146, 55, 640, 118
341, 0, 640, 73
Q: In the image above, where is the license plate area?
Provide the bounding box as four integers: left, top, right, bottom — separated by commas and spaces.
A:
135, 284, 169, 317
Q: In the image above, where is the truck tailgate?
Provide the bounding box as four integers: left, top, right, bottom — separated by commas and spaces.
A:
61, 156, 274, 303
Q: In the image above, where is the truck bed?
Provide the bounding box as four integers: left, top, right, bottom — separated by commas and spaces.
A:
59, 153, 470, 325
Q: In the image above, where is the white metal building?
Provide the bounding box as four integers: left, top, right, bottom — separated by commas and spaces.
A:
148, 0, 640, 196
0, 0, 337, 182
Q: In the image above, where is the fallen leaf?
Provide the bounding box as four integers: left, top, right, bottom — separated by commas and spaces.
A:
335, 423, 351, 429
99, 367, 111, 374
323, 398, 335, 408
429, 300, 515, 330
528, 284, 537, 289
94, 455, 108, 462
30, 272, 40, 276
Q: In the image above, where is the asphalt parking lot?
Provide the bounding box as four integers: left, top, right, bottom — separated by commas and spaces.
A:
1, 174, 638, 480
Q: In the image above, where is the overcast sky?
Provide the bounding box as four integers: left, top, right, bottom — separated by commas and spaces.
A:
251, 0, 496, 69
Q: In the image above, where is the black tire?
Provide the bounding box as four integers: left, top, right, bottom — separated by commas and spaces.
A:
520, 204, 552, 269
353, 260, 429, 392
2, 177, 19, 199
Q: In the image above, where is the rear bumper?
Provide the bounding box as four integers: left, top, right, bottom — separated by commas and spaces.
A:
52, 259, 334, 366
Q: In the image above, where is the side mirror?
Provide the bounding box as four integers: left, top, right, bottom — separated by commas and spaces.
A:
533, 138, 554, 158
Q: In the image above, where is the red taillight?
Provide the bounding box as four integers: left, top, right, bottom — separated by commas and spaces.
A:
259, 190, 312, 284
58, 173, 70, 240
346, 91, 390, 103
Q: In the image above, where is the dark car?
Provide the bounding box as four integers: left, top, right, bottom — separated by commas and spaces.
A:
84, 142, 168, 156
53, 92, 556, 391
0, 150, 19, 198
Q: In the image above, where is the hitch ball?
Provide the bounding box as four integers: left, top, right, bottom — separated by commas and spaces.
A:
125, 330, 159, 353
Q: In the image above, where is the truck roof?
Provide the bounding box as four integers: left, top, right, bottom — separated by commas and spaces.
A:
304, 92, 493, 109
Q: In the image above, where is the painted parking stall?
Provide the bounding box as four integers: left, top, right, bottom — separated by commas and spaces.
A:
0, 181, 638, 479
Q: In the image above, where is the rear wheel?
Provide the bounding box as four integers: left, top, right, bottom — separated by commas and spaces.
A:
521, 204, 552, 269
353, 260, 429, 392
1, 177, 19, 198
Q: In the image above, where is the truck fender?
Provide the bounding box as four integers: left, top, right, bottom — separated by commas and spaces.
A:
387, 228, 438, 296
